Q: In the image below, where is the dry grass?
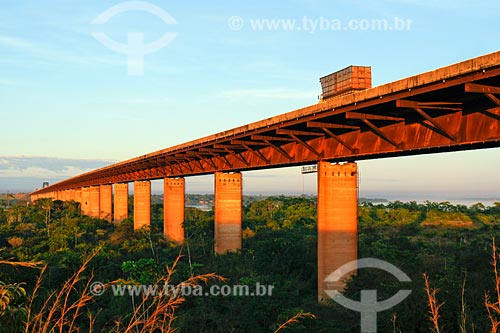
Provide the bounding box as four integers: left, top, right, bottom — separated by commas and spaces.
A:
391, 313, 401, 333
273, 311, 316, 333
459, 273, 467, 333
485, 238, 500, 333
423, 273, 444, 333
8, 237, 499, 332
0, 249, 225, 333
0, 260, 44, 269
109, 255, 225, 333
422, 238, 499, 333
24, 249, 100, 333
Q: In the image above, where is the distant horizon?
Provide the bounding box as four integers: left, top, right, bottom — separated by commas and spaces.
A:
2, 149, 500, 205
4, 190, 499, 208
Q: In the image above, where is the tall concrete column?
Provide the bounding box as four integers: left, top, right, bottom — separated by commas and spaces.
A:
89, 186, 100, 218
81, 187, 91, 215
317, 161, 358, 303
69, 189, 76, 201
134, 181, 151, 230
214, 172, 242, 254
75, 188, 82, 204
114, 183, 129, 223
164, 178, 185, 243
99, 184, 112, 221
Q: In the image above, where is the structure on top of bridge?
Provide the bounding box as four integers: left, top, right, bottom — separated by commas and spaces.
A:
30, 51, 500, 302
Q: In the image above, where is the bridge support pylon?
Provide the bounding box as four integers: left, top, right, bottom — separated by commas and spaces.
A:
134, 181, 151, 230
99, 184, 112, 221
75, 188, 82, 205
81, 187, 90, 215
214, 172, 242, 254
89, 186, 100, 218
164, 177, 185, 243
69, 189, 76, 202
317, 161, 358, 303
114, 183, 129, 223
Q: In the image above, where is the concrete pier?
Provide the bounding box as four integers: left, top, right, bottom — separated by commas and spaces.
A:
164, 177, 185, 243
134, 181, 151, 230
89, 186, 100, 218
114, 183, 129, 223
69, 189, 76, 201
317, 161, 358, 303
75, 188, 82, 205
214, 172, 242, 254
99, 184, 112, 221
81, 187, 91, 216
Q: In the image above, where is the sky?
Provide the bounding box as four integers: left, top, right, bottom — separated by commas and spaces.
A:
1, 0, 500, 201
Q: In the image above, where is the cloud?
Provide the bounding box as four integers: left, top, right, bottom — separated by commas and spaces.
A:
0, 78, 20, 86
0, 156, 114, 179
0, 33, 127, 69
0, 33, 180, 74
222, 88, 317, 100
0, 35, 34, 49
381, 0, 487, 9
0, 156, 116, 192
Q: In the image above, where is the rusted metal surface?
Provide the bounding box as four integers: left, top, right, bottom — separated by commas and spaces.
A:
320, 65, 372, 99
32, 51, 500, 195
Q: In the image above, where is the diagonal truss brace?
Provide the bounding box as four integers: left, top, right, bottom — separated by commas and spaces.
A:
396, 99, 457, 141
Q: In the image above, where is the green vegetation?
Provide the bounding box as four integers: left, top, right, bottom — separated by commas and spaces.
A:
0, 197, 499, 332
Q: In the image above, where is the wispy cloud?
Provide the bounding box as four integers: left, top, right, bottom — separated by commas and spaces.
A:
0, 33, 130, 69
0, 32, 180, 74
222, 88, 317, 100
0, 156, 116, 192
0, 78, 19, 86
0, 156, 114, 179
0, 35, 35, 49
382, 0, 486, 9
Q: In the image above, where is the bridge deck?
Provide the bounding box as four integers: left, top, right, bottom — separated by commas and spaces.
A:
33, 51, 500, 193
